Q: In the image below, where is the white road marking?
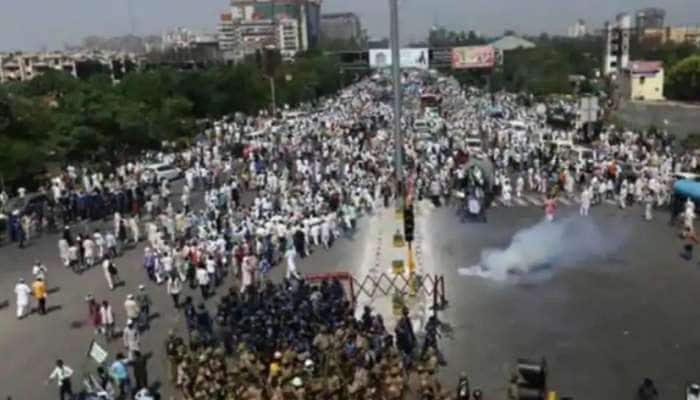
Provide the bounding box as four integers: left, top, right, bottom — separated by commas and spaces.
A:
558, 197, 572, 206
525, 195, 542, 206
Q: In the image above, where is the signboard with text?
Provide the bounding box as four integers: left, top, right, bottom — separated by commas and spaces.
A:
451, 46, 496, 69
369, 48, 430, 70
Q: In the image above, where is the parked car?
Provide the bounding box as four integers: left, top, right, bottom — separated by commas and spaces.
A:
143, 163, 182, 182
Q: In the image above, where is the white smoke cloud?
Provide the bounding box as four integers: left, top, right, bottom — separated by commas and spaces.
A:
459, 215, 625, 283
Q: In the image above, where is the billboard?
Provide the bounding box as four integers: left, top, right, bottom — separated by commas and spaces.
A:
369, 48, 429, 70
451, 46, 495, 69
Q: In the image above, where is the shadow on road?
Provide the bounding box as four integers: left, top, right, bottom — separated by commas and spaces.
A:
148, 312, 160, 323
46, 304, 63, 314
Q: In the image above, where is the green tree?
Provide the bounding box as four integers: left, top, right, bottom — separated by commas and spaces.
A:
666, 55, 700, 101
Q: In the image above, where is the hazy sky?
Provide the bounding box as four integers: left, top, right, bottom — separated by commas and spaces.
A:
1, 0, 699, 51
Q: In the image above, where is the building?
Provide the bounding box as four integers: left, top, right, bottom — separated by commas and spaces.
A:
0, 52, 77, 82
162, 27, 198, 50
163, 27, 219, 51
238, 20, 279, 52
635, 7, 666, 31
489, 35, 535, 52
0, 51, 138, 83
278, 17, 301, 59
568, 19, 588, 38
621, 60, 664, 101
218, 13, 245, 62
227, 0, 322, 57
320, 12, 362, 44
603, 13, 632, 76
641, 26, 700, 45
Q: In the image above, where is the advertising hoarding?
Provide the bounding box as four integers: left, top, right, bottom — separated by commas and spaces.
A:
451, 46, 495, 69
369, 48, 429, 70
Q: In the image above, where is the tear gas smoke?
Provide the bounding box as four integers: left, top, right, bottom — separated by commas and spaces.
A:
459, 215, 625, 282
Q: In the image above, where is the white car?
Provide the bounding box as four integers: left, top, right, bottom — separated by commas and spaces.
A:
143, 163, 182, 182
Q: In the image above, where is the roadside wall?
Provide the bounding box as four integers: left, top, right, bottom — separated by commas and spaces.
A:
612, 100, 700, 138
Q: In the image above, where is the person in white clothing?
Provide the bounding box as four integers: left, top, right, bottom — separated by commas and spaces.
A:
93, 231, 105, 260
644, 192, 654, 221
241, 255, 256, 293
515, 175, 524, 199
285, 246, 301, 280
123, 319, 141, 361
102, 257, 120, 290
14, 278, 31, 319
195, 266, 211, 299
58, 238, 70, 267
166, 273, 183, 308
114, 212, 121, 237
129, 216, 140, 243
99, 300, 115, 340
685, 197, 695, 216
83, 237, 95, 267
619, 181, 628, 209
502, 180, 513, 206
683, 204, 695, 231
580, 188, 591, 216
48, 359, 75, 400
32, 260, 48, 283
124, 294, 139, 321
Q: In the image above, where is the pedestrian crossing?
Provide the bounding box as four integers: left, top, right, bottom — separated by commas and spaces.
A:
416, 193, 623, 212
491, 194, 572, 208
489, 194, 620, 208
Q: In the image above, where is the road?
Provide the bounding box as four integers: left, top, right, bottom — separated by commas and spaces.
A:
1, 187, 699, 399
0, 178, 379, 399
427, 201, 700, 399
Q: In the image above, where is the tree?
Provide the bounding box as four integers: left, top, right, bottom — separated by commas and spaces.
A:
666, 55, 700, 101
0, 53, 345, 188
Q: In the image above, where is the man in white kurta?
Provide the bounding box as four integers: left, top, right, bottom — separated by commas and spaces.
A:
14, 278, 31, 319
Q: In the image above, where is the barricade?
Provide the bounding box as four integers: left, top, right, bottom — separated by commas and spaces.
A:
306, 271, 447, 313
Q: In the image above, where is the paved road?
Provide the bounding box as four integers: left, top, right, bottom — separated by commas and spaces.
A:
425, 201, 700, 399
2, 189, 699, 399
0, 183, 376, 400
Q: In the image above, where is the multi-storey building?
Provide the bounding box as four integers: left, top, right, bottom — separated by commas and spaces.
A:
226, 0, 322, 57
320, 12, 362, 44
603, 13, 632, 76
635, 7, 666, 32
278, 17, 301, 59
641, 26, 700, 45
0, 51, 139, 83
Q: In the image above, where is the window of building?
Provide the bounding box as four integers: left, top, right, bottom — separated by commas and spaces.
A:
639, 76, 646, 85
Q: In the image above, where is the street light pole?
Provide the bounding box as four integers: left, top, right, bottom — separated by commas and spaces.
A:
389, 0, 416, 291
389, 0, 403, 199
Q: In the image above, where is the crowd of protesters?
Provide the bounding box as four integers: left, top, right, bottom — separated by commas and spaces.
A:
5, 69, 694, 400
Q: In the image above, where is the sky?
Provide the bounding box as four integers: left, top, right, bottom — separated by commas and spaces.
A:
0, 0, 699, 51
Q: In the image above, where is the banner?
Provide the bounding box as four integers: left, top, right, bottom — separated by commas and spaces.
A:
451, 46, 495, 69
369, 48, 429, 70
87, 340, 109, 364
